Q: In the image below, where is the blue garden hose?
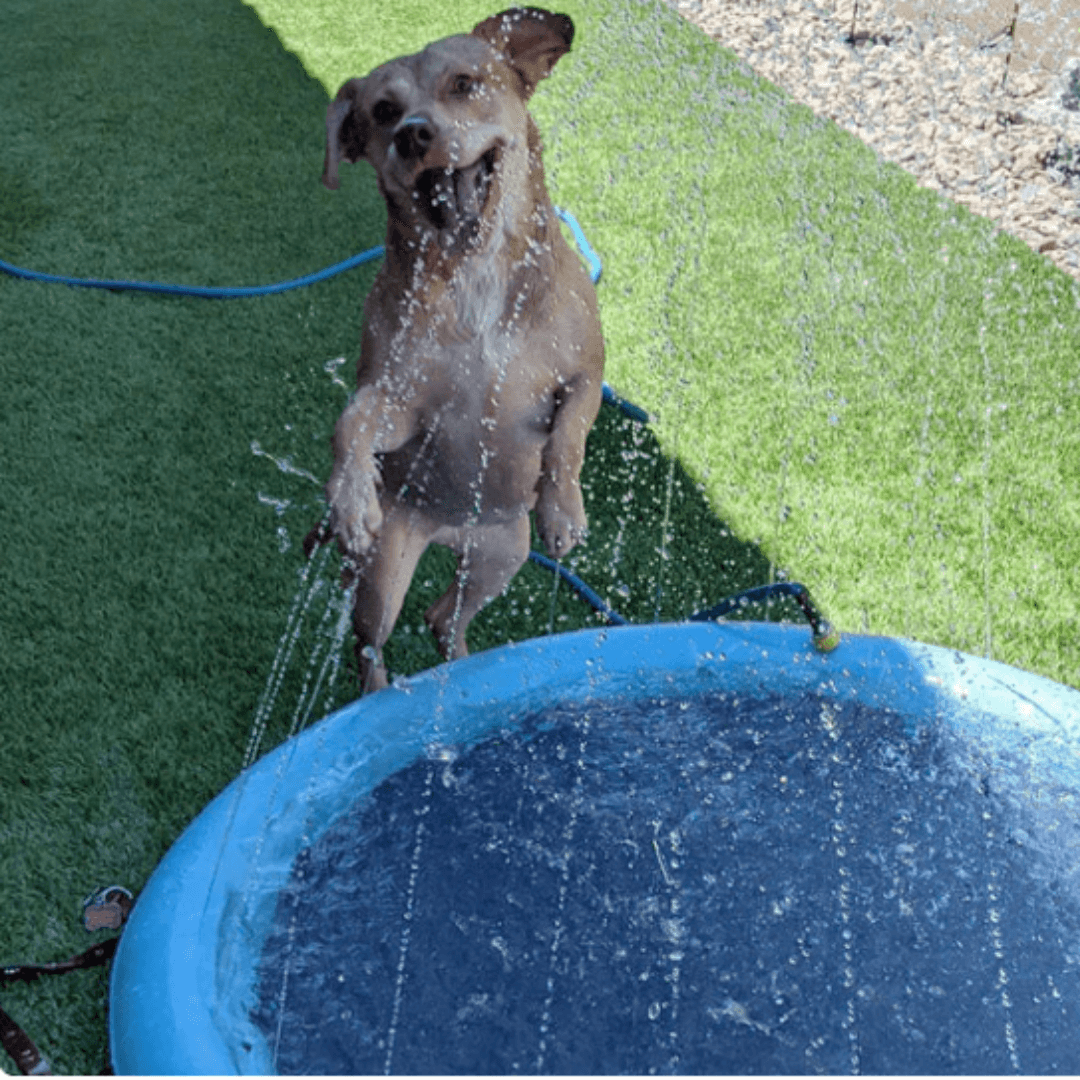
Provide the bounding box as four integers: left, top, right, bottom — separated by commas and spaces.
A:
0, 246, 386, 299
0, 207, 598, 296
2, 206, 835, 650
3, 207, 650, 426
526, 551, 630, 627
527, 551, 839, 652
689, 581, 841, 651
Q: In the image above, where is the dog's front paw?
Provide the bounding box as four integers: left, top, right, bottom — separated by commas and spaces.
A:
327, 468, 383, 555
536, 483, 587, 558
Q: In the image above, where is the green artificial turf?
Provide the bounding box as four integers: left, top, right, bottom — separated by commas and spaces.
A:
1, 0, 1078, 1071
251, 0, 1080, 680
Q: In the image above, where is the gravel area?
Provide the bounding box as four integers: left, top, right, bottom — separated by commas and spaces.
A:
663, 0, 1080, 281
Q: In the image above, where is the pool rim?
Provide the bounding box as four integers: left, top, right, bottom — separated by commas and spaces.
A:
107, 619, 1080, 1074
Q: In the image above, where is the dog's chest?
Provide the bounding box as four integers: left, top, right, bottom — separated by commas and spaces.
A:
429, 319, 555, 432
382, 262, 559, 415
375, 303, 557, 513
447, 256, 509, 339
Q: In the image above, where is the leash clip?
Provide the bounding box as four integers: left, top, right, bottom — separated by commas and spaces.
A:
81, 885, 134, 932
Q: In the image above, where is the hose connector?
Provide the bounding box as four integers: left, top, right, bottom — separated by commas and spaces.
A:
689, 581, 841, 652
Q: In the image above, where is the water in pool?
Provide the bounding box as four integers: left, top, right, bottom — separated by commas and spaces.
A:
251, 688, 1080, 1074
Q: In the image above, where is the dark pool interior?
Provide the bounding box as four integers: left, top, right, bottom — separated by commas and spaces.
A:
252, 688, 1080, 1074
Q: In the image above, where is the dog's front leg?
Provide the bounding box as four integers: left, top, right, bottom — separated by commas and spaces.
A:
326, 385, 416, 556
535, 374, 603, 557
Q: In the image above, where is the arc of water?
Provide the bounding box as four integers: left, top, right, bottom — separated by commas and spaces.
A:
243, 540, 332, 769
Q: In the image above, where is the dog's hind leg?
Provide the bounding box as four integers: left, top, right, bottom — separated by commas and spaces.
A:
425, 515, 531, 663
348, 501, 433, 693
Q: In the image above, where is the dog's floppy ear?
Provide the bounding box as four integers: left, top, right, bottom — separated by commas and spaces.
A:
472, 7, 573, 100
322, 78, 369, 191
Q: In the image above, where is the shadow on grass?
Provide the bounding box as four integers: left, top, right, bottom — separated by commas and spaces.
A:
347, 400, 815, 691
0, 1, 803, 1072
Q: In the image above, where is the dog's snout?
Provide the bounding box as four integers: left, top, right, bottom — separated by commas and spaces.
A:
393, 114, 436, 161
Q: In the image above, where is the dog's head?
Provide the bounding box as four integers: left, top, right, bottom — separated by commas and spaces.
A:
322, 7, 573, 244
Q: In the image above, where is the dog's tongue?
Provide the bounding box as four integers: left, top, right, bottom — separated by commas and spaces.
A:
452, 157, 488, 220
418, 155, 491, 233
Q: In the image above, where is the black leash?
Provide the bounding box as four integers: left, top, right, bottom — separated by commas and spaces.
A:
0, 1002, 52, 1075
0, 888, 132, 1075
1, 940, 121, 1076
1, 938, 120, 987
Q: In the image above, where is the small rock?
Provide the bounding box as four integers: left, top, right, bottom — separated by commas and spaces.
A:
917, 120, 939, 143
1009, 72, 1043, 99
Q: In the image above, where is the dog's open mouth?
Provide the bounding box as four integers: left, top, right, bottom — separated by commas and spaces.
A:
414, 147, 499, 233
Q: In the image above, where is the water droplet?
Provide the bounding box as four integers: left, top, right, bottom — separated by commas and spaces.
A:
426, 743, 459, 763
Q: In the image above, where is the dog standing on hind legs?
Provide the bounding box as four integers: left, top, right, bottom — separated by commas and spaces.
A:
304, 7, 605, 693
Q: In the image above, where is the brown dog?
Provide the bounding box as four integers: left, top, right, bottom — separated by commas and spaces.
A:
306, 7, 605, 692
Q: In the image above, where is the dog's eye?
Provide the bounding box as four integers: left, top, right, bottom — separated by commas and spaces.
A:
372, 100, 402, 126
451, 74, 478, 96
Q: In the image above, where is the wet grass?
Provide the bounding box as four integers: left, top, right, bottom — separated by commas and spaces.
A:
2, 0, 1079, 1070
252, 0, 1080, 686
0, 1, 377, 1071
0, 2, 792, 1069
529, 0, 1080, 683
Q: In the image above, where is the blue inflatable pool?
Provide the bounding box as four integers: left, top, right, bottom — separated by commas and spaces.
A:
109, 621, 1080, 1073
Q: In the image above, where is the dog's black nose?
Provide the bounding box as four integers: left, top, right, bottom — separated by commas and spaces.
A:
393, 114, 435, 161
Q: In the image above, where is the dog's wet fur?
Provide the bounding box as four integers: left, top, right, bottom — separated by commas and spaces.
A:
305, 8, 605, 692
